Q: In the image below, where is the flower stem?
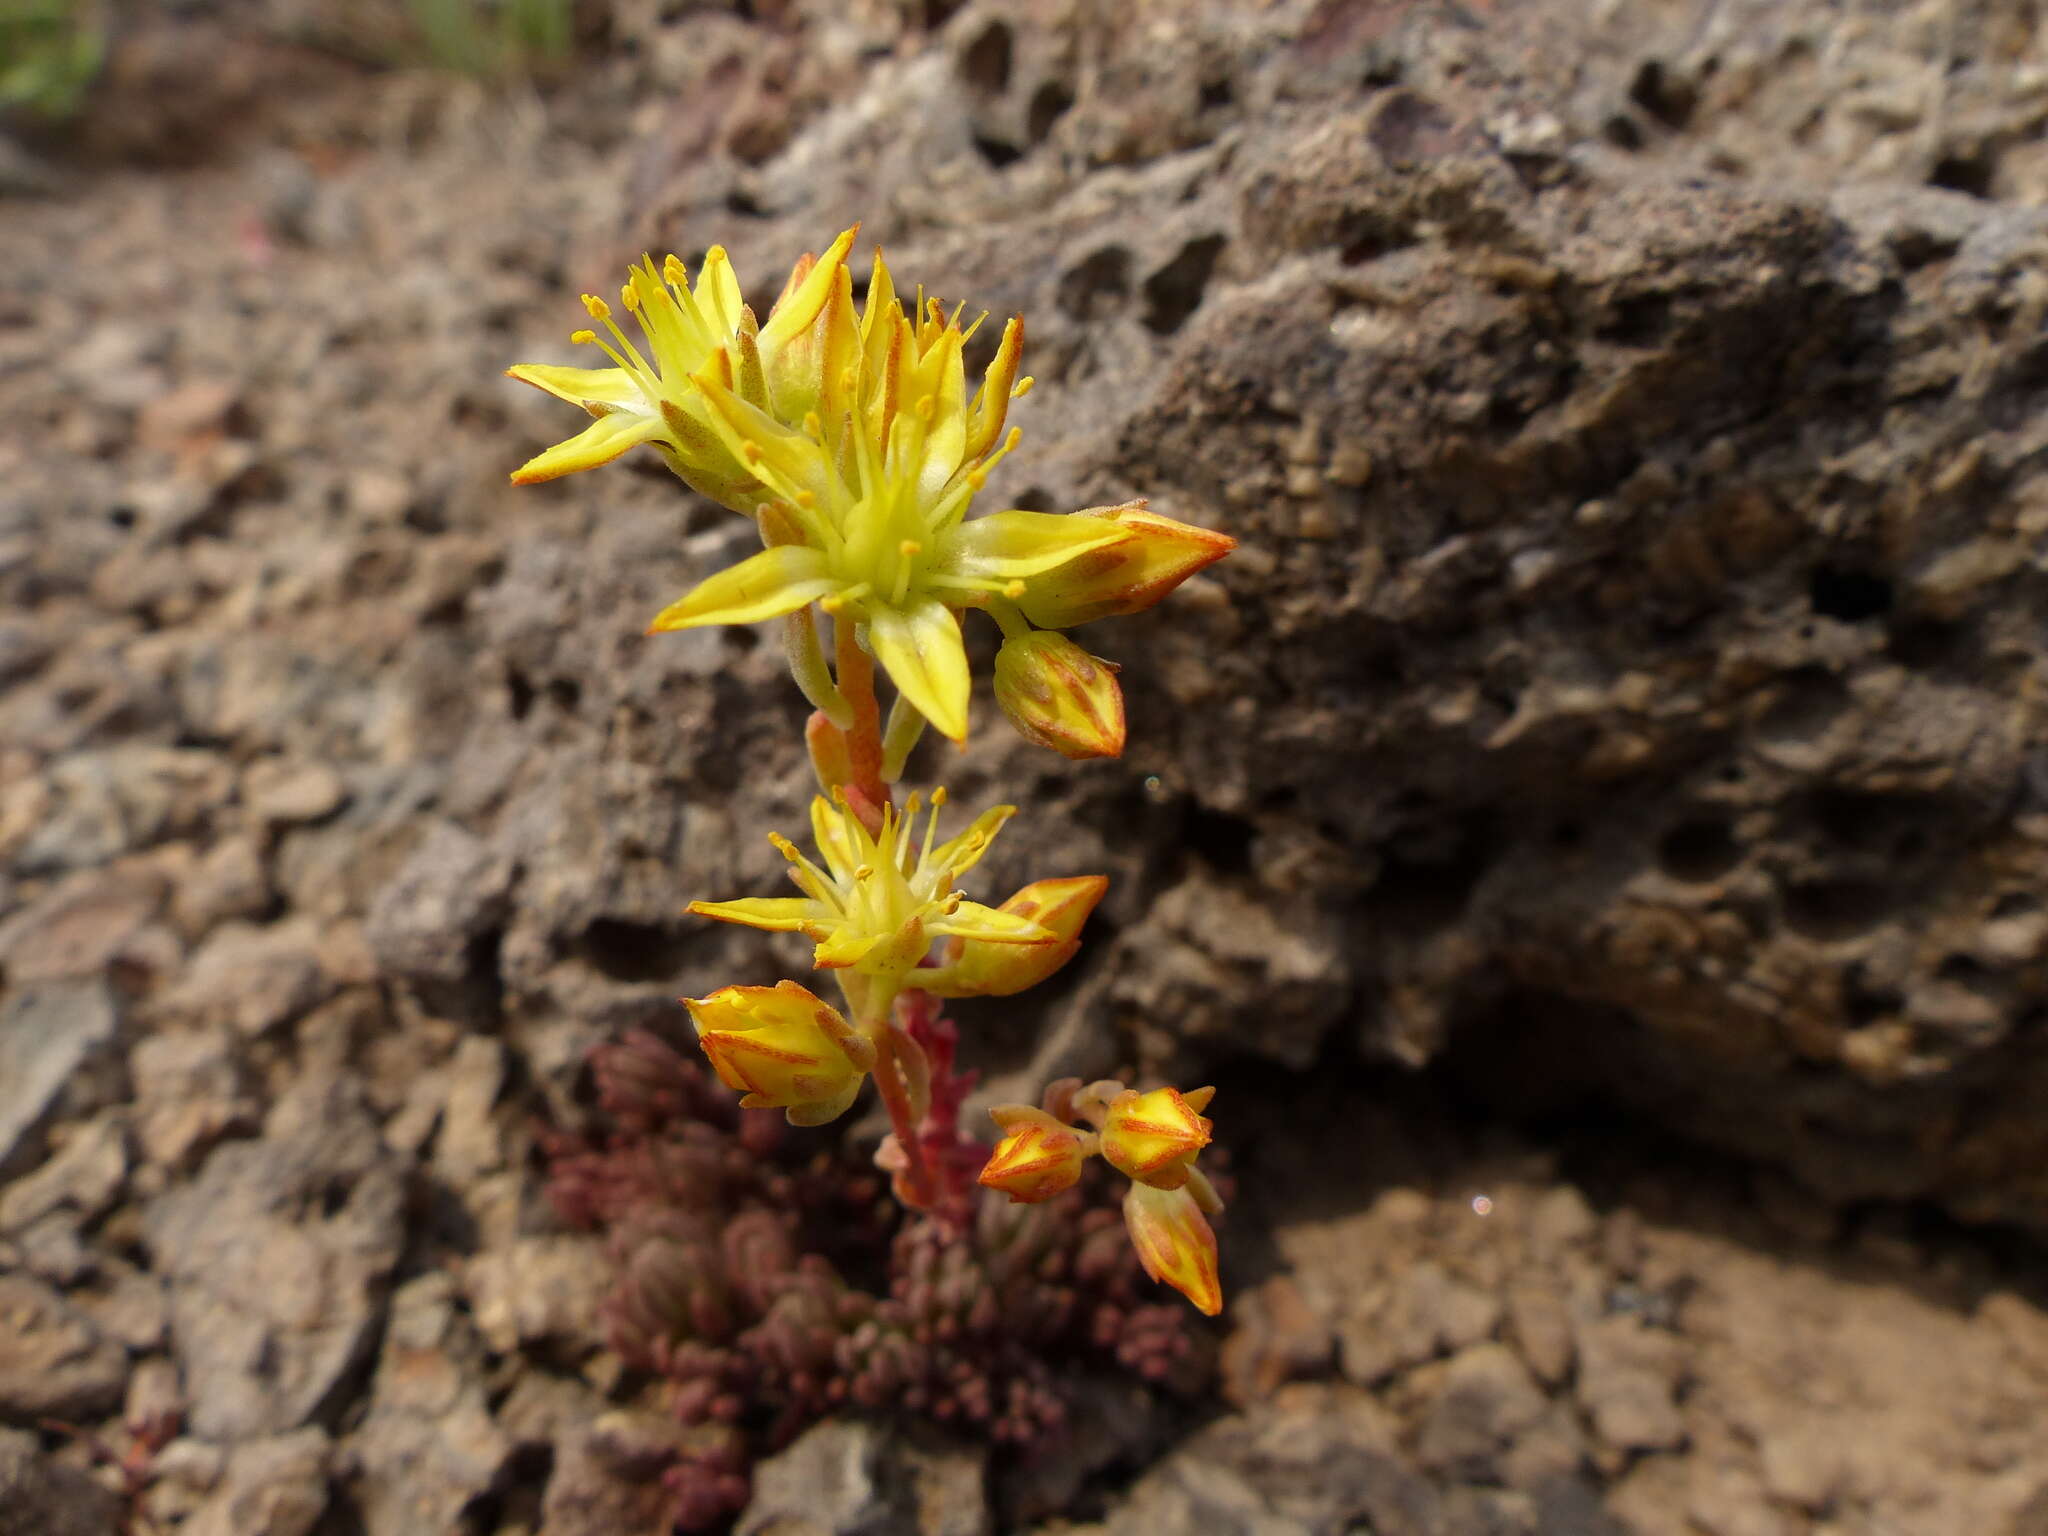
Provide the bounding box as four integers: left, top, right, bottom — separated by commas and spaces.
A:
870, 1022, 936, 1210
832, 614, 889, 824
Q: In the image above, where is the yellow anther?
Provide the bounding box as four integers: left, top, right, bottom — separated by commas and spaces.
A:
967, 470, 988, 491
1003, 426, 1022, 451
620, 282, 639, 311
582, 293, 611, 320
820, 593, 846, 615
663, 254, 688, 286
1004, 579, 1027, 598
742, 442, 764, 462
932, 786, 949, 807
795, 491, 817, 508
1013, 376, 1036, 400
769, 832, 800, 858
804, 412, 824, 437
854, 864, 874, 882
570, 329, 598, 346
899, 540, 923, 558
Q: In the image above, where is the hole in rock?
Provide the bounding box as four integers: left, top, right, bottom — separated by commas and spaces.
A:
1028, 80, 1075, 142
1058, 246, 1132, 321
1142, 235, 1225, 336
579, 918, 694, 984
1808, 563, 1892, 622
961, 21, 1013, 95
1658, 817, 1742, 883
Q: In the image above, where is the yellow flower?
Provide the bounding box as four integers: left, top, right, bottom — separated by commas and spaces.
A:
506, 229, 858, 501
1123, 1175, 1224, 1316
993, 630, 1126, 760
978, 1105, 1094, 1204
688, 788, 1055, 983
643, 249, 1126, 741
685, 979, 875, 1126
1100, 1085, 1214, 1191
923, 874, 1107, 998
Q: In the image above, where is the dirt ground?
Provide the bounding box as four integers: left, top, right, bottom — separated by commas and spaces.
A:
10, 1, 2048, 1532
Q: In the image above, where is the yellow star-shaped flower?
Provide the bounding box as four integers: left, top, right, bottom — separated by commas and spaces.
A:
689, 788, 1055, 982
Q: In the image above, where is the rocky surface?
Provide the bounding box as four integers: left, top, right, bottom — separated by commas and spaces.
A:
9, 0, 2048, 1531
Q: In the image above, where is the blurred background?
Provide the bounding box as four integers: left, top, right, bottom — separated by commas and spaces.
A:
9, 1, 2048, 1533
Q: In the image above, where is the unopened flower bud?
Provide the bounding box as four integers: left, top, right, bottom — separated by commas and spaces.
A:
1099, 1085, 1213, 1191
925, 875, 1107, 999
1123, 1179, 1223, 1316
1016, 501, 1237, 630
978, 1105, 1094, 1204
994, 630, 1126, 760
685, 980, 875, 1126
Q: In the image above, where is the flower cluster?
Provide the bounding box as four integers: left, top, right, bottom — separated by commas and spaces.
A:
509, 226, 1233, 756
510, 229, 1236, 1323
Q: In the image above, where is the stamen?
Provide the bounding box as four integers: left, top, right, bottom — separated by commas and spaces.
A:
663, 254, 688, 287
620, 283, 639, 312
1012, 376, 1035, 399
570, 329, 597, 345
898, 540, 922, 558
931, 786, 949, 807
581, 294, 610, 320
1004, 579, 1026, 598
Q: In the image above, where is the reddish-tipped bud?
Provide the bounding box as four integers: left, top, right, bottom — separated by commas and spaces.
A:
924, 875, 1107, 999
978, 1106, 1094, 1204
1016, 501, 1236, 630
1100, 1085, 1214, 1191
993, 630, 1127, 759
1123, 1178, 1223, 1316
685, 980, 875, 1126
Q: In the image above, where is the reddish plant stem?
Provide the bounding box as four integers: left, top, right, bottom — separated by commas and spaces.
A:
870, 1019, 937, 1210
832, 615, 888, 824
826, 622, 938, 1206
900, 987, 984, 1230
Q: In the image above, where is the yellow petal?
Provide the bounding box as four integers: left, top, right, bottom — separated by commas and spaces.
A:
696, 246, 745, 335
936, 511, 1128, 582
510, 410, 666, 485
693, 374, 840, 508
687, 897, 826, 933
928, 803, 1015, 879
867, 598, 971, 742
813, 927, 879, 970
964, 316, 1023, 463
647, 545, 836, 631
760, 226, 860, 353
810, 795, 863, 881
505, 363, 643, 412
930, 901, 1053, 945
